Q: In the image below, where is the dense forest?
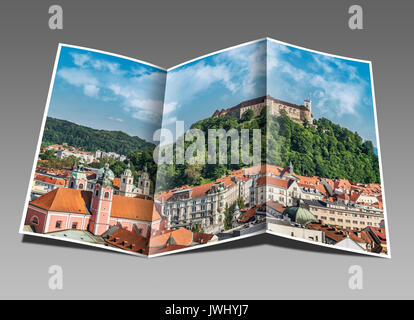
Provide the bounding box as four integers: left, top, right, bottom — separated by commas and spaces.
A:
42, 117, 154, 155
155, 109, 380, 192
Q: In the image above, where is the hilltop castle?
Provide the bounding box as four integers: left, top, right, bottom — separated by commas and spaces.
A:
212, 95, 313, 125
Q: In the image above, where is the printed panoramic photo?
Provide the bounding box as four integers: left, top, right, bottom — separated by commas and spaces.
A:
20, 39, 389, 257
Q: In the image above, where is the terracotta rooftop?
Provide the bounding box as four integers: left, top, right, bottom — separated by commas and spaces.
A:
30, 188, 91, 215
30, 188, 161, 222
104, 228, 148, 254
256, 176, 289, 188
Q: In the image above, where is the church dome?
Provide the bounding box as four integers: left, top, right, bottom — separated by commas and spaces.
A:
123, 162, 132, 176
284, 200, 317, 226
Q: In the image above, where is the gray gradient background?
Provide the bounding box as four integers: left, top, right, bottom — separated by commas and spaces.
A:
0, 0, 412, 299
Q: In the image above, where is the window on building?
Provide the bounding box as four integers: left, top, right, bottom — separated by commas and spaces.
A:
79, 183, 84, 189
72, 222, 78, 229
104, 192, 110, 199
31, 216, 39, 225
56, 221, 62, 228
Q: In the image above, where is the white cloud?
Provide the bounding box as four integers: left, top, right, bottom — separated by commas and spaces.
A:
57, 51, 168, 125
132, 110, 162, 124
107, 117, 124, 122
70, 52, 122, 74
58, 68, 100, 98
267, 42, 367, 117
83, 84, 100, 98
71, 53, 90, 67
58, 68, 98, 87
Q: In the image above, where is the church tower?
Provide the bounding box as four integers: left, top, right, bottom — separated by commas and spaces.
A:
138, 166, 151, 196
88, 163, 114, 236
120, 162, 134, 197
69, 158, 87, 190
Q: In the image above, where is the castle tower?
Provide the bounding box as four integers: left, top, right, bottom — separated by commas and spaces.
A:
68, 158, 87, 190
120, 162, 134, 197
88, 163, 114, 235
304, 99, 312, 111
138, 166, 151, 196
303, 99, 313, 123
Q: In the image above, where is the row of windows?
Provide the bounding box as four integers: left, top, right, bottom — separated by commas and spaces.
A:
55, 221, 78, 229
318, 216, 375, 226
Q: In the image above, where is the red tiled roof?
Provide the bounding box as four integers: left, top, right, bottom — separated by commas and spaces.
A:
111, 196, 161, 221
30, 188, 91, 214
256, 176, 288, 188
149, 227, 194, 248
104, 228, 148, 254
239, 206, 257, 223
30, 188, 161, 222
264, 201, 286, 214
34, 174, 67, 186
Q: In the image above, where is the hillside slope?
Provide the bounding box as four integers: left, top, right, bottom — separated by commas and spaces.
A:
42, 117, 154, 155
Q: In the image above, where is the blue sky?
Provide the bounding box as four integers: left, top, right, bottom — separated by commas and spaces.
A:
162, 39, 377, 146
162, 40, 266, 132
267, 40, 377, 146
49, 41, 378, 147
48, 45, 166, 142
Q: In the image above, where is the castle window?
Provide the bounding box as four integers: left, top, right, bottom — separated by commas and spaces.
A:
70, 181, 74, 188
95, 190, 99, 196
104, 192, 110, 199
123, 178, 126, 183
55, 221, 62, 228
79, 183, 84, 189
72, 222, 78, 229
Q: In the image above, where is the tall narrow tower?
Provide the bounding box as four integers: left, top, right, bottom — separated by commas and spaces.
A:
88, 163, 114, 236
138, 166, 151, 196
303, 99, 313, 123
68, 158, 87, 190
120, 162, 134, 197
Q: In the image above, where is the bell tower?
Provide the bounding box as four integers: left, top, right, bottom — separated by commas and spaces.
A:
120, 162, 134, 197
88, 163, 114, 235
69, 158, 87, 190
138, 166, 151, 196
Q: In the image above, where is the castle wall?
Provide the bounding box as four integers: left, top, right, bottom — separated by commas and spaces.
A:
214, 96, 313, 126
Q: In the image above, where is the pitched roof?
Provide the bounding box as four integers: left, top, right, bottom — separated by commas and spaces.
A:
264, 200, 286, 214
34, 174, 67, 186
111, 195, 161, 221
30, 188, 91, 214
104, 228, 148, 254
256, 176, 288, 188
149, 227, 194, 248
239, 206, 257, 223
30, 188, 161, 222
